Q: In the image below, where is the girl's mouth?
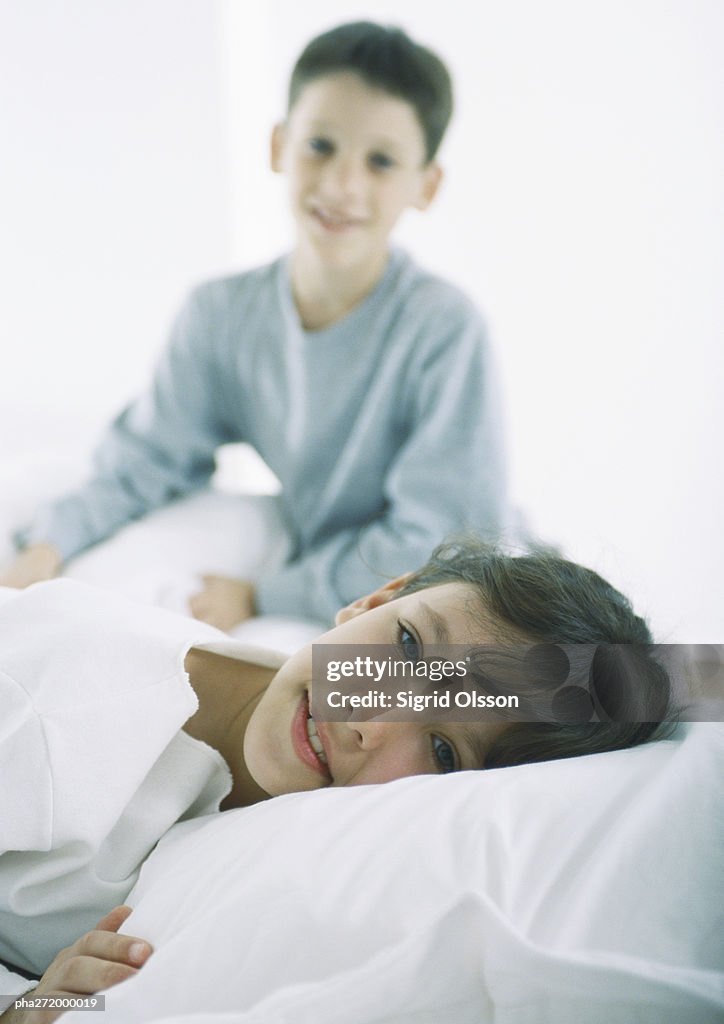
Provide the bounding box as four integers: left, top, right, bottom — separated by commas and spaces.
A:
306, 711, 328, 764
292, 692, 332, 780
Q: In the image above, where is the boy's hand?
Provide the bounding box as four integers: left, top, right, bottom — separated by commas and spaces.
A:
0, 545, 62, 589
1, 906, 152, 1024
189, 575, 256, 631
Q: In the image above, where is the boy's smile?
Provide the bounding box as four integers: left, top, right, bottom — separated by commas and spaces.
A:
272, 71, 441, 279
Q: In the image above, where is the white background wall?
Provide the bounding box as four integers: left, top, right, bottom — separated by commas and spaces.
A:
0, 0, 231, 442
1, 0, 722, 641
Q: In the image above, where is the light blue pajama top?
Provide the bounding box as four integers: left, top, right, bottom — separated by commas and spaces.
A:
18, 249, 507, 622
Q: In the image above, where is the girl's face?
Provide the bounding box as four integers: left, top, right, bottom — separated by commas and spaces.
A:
243, 580, 506, 797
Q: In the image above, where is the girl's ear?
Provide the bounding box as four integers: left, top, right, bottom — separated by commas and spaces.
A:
335, 574, 415, 626
270, 123, 286, 173
412, 161, 443, 211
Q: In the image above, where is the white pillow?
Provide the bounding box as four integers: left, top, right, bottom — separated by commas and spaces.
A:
63, 724, 724, 1024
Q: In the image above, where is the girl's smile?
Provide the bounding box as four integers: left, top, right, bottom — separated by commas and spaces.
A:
241, 580, 504, 798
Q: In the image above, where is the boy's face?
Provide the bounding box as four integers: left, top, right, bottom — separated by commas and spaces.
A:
243, 580, 506, 798
271, 72, 442, 272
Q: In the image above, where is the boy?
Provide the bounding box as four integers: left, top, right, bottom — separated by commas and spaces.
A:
1, 22, 506, 629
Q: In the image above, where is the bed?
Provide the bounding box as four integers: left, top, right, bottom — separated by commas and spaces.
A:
2, 451, 723, 1022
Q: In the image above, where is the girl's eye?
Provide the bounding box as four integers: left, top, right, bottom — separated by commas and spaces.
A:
309, 137, 333, 156
397, 621, 420, 663
369, 151, 394, 170
432, 735, 458, 774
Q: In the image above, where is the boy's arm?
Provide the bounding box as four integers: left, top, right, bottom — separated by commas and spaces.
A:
0, 544, 62, 589
11, 286, 230, 568
256, 311, 507, 623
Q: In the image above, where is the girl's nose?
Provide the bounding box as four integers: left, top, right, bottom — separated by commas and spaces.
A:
344, 717, 393, 750
342, 719, 429, 784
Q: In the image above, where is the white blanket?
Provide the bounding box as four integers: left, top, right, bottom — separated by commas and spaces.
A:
61, 723, 724, 1024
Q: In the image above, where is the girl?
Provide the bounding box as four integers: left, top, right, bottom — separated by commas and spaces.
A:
0, 539, 672, 1022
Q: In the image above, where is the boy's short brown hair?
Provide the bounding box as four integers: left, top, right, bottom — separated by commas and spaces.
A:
288, 21, 453, 163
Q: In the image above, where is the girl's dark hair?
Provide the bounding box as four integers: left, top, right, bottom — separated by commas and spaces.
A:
288, 21, 453, 162
398, 537, 676, 768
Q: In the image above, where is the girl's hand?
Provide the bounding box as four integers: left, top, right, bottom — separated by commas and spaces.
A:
1, 906, 152, 1024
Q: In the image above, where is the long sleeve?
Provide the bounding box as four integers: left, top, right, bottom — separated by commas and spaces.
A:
0, 580, 229, 977
256, 295, 507, 622
13, 252, 508, 624
0, 964, 37, 1005
15, 287, 233, 561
